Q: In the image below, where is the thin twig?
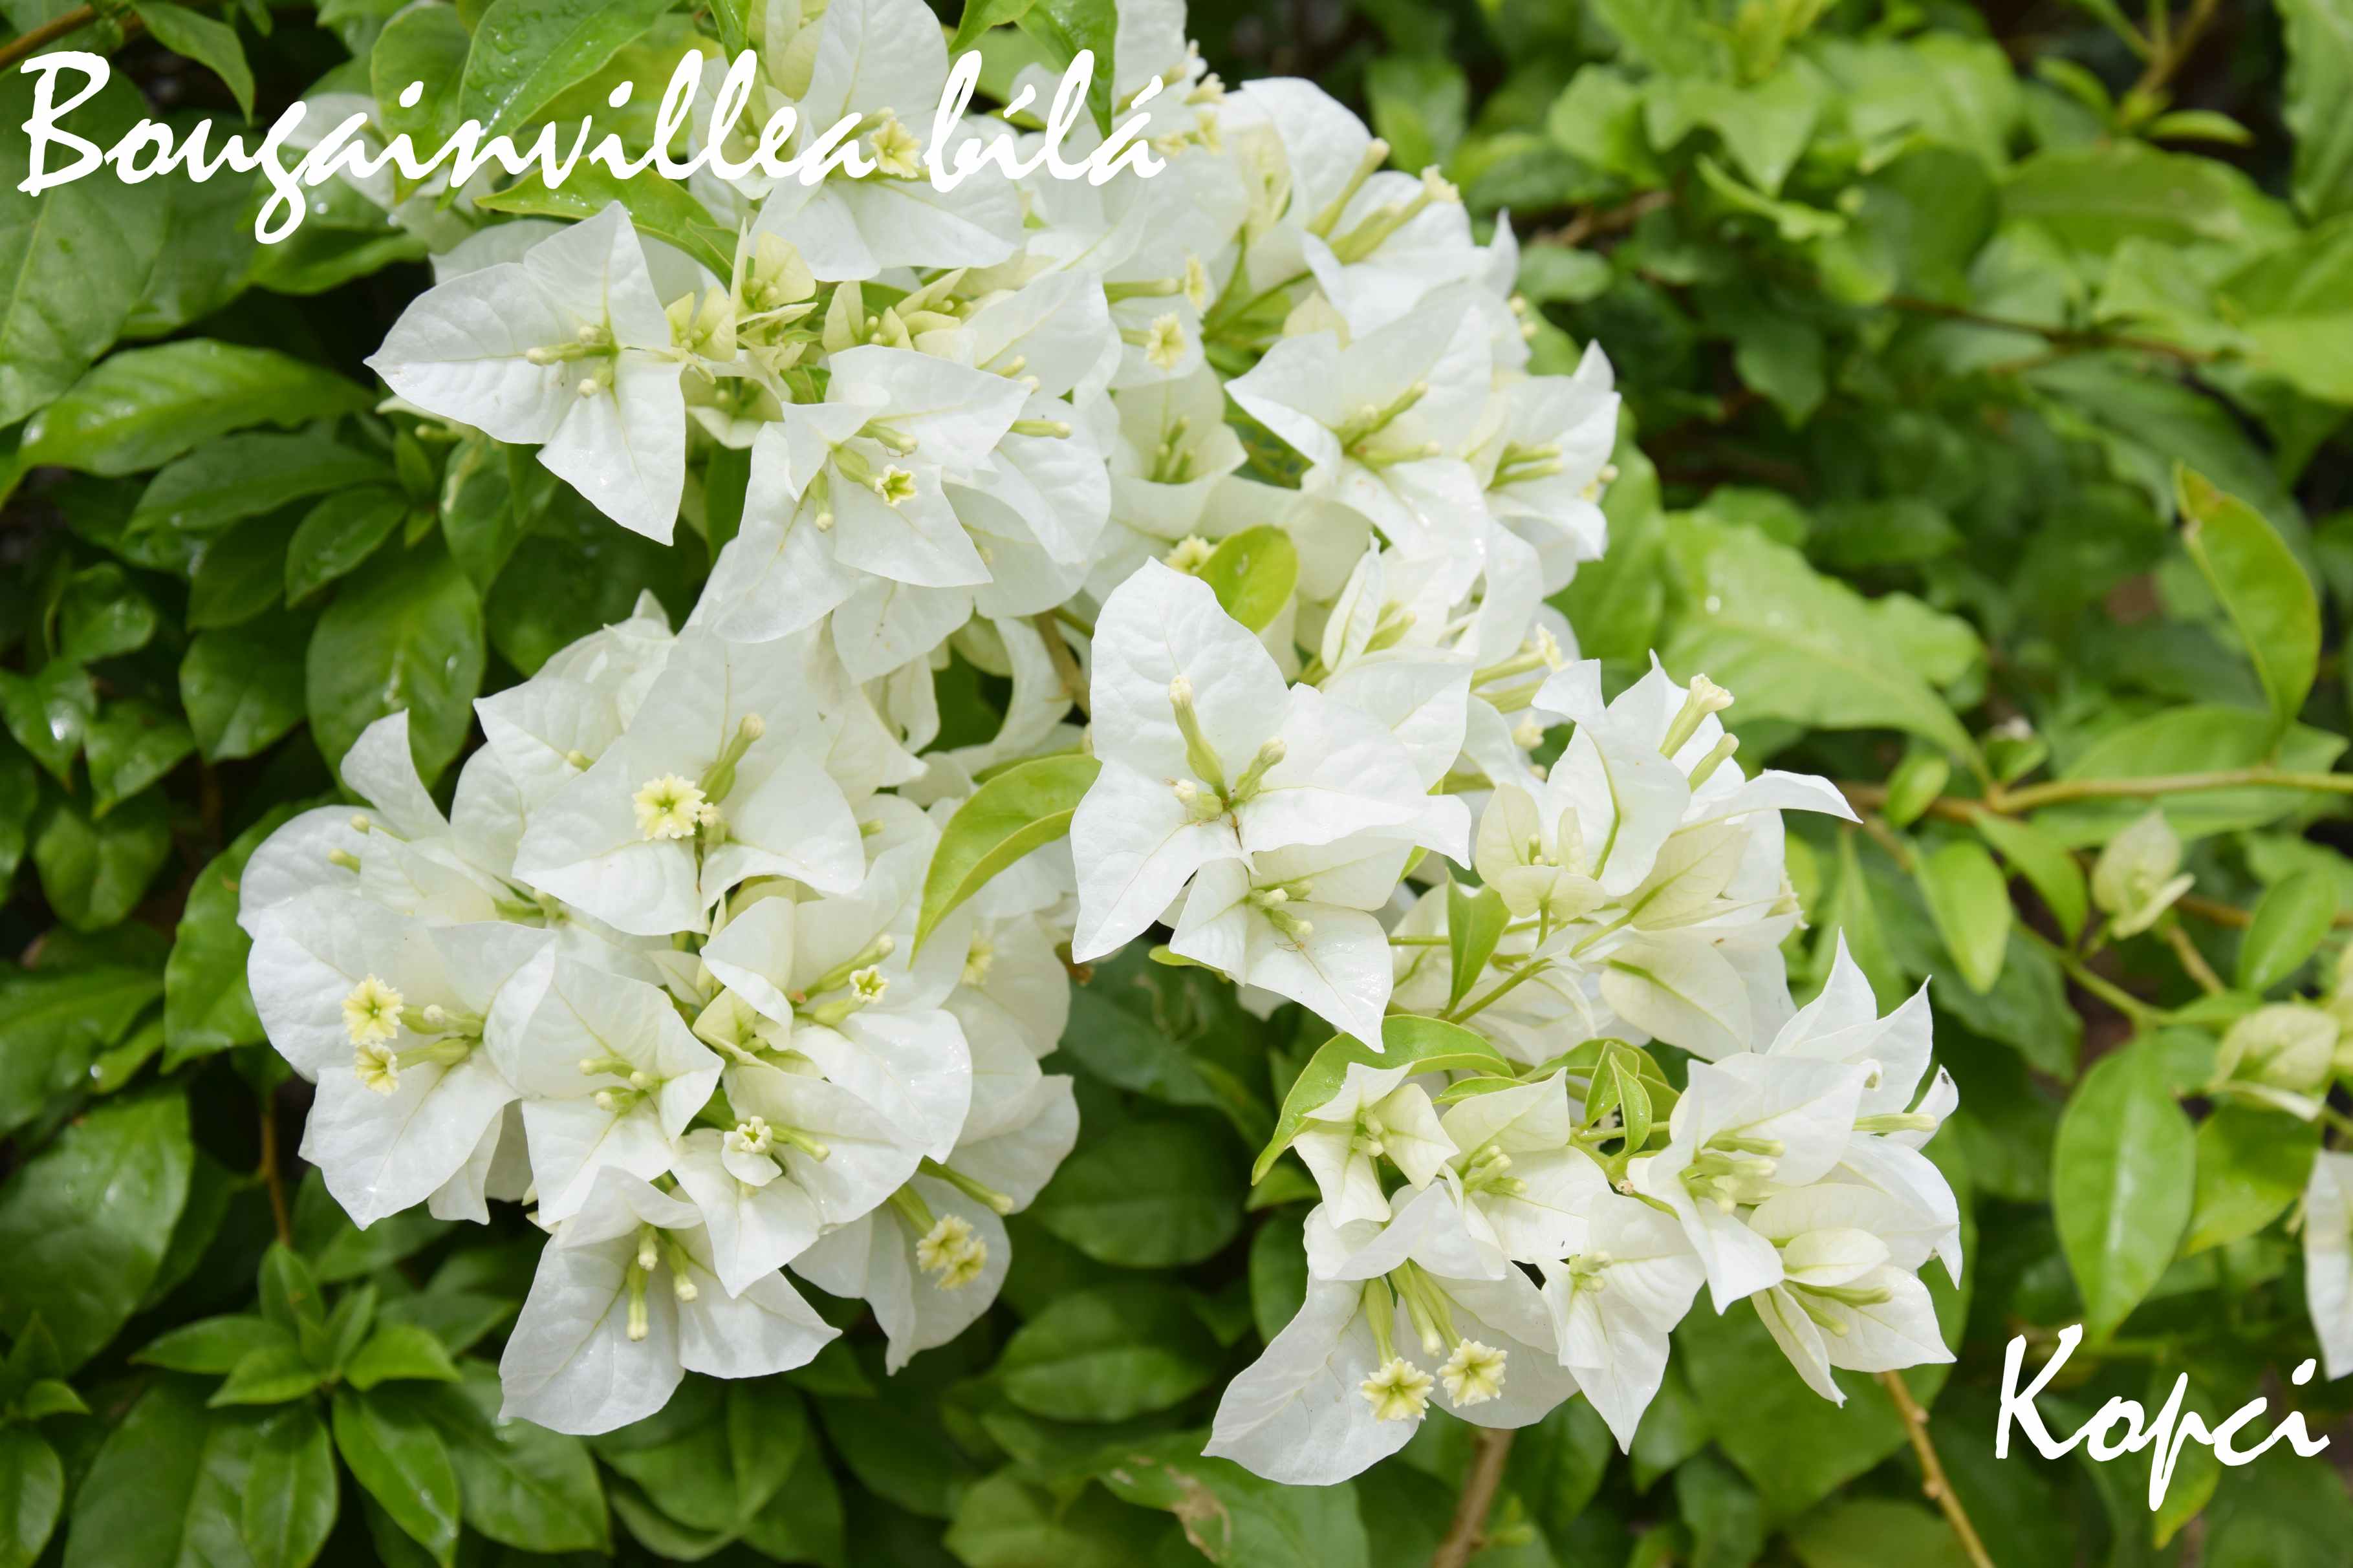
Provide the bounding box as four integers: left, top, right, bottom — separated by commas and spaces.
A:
2160, 919, 2226, 994
1997, 768, 2353, 811
257, 1087, 293, 1247
1885, 294, 2215, 367
2019, 923, 2163, 1026
1532, 190, 1673, 250
2129, 0, 2223, 102
1880, 1371, 1997, 1568
0, 6, 93, 71
1032, 612, 1089, 717
1430, 1427, 1513, 1568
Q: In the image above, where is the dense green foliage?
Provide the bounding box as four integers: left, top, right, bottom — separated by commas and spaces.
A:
6, 0, 2353, 1563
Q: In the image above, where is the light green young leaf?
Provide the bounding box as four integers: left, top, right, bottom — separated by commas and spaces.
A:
916, 753, 1100, 951
2053, 1040, 2194, 1340
1253, 1015, 1509, 1182
477, 165, 732, 276
1445, 879, 1509, 1009
2177, 466, 2321, 747
1971, 812, 2088, 943
1195, 525, 1299, 634
2182, 1106, 2319, 1255
2237, 868, 2337, 993
2279, 0, 2353, 221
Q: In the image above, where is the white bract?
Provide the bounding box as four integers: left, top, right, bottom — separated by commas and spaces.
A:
241, 0, 1967, 1476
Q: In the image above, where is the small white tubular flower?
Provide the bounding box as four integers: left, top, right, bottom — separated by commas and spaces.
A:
669, 1063, 926, 1296
2303, 1152, 2353, 1379
1361, 1357, 1434, 1420
2091, 808, 2194, 938
1744, 1185, 1955, 1406
498, 1168, 838, 1435
513, 627, 865, 938
367, 204, 688, 542
342, 974, 405, 1045
700, 799, 975, 1161
492, 950, 724, 1223
1070, 561, 1464, 961
1289, 1062, 1457, 1227
1225, 294, 1494, 556
792, 1176, 1010, 1372
1538, 1192, 1706, 1451
1629, 1053, 1873, 1311
1438, 1340, 1507, 1406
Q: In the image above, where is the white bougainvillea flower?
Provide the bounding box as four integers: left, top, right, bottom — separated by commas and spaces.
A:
1744, 1185, 1953, 1404
514, 627, 864, 936
499, 1168, 837, 1434
1629, 1053, 1872, 1311
1209, 1203, 1577, 1483
2090, 808, 2195, 938
491, 951, 724, 1221
699, 799, 973, 1159
2304, 1152, 2353, 1379
792, 1174, 1010, 1372
1167, 840, 1413, 1044
1288, 1062, 1456, 1226
746, 0, 1022, 281
1072, 560, 1462, 959
1225, 292, 1492, 555
669, 1062, 926, 1295
1762, 936, 1962, 1280
369, 204, 686, 541
1475, 346, 1620, 595
1537, 1190, 1706, 1449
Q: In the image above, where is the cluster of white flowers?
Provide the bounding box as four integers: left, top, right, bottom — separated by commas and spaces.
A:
241, 0, 1963, 1465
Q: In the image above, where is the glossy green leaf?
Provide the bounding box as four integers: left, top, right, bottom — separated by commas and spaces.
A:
307, 541, 485, 785
461, 0, 680, 144
915, 752, 1100, 951
997, 1282, 1221, 1421
1036, 1118, 1245, 1267
334, 1388, 461, 1567
135, 3, 257, 116
1446, 879, 1509, 1009
18, 341, 371, 478
2183, 1106, 2320, 1255
1971, 811, 2088, 942
2238, 868, 2337, 993
1196, 526, 1299, 633
2053, 1040, 2194, 1340
2178, 466, 2321, 746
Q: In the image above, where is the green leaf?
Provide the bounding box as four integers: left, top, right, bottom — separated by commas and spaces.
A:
1093, 1436, 1372, 1567
241, 1404, 338, 1568
286, 487, 407, 603
61, 1380, 265, 1568
591, 1377, 804, 1534
1053, 945, 1276, 1146
996, 1282, 1221, 1422
334, 1387, 461, 1568
308, 541, 486, 786
0, 71, 167, 429
951, 0, 1039, 52
2054, 1040, 2195, 1340
2238, 868, 2337, 993
85, 700, 194, 816
0, 660, 94, 784
2001, 142, 2294, 256
372, 1, 472, 170
1879, 750, 1951, 830
462, 0, 680, 145
0, 1428, 61, 1568
1014, 0, 1118, 133
484, 487, 691, 674
138, 1315, 294, 1375
165, 804, 301, 1068
945, 1471, 1169, 1567
32, 789, 173, 931
181, 607, 313, 762
2184, 1105, 2319, 1255
2177, 466, 2321, 746
131, 434, 387, 575
345, 1324, 462, 1390
1786, 1498, 1971, 1568
55, 563, 158, 663
1971, 813, 2088, 943
1035, 1117, 1245, 1267
1195, 525, 1299, 633
2034, 706, 2349, 846
2279, 0, 2353, 220
1446, 880, 1510, 1009
916, 752, 1100, 952
135, 3, 257, 116
405, 1369, 609, 1553
1664, 517, 1979, 764
211, 1342, 326, 1408
18, 341, 371, 478
0, 1088, 192, 1369
1913, 840, 2011, 994
476, 164, 730, 276
0, 963, 162, 1137
1255, 1015, 1510, 1183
